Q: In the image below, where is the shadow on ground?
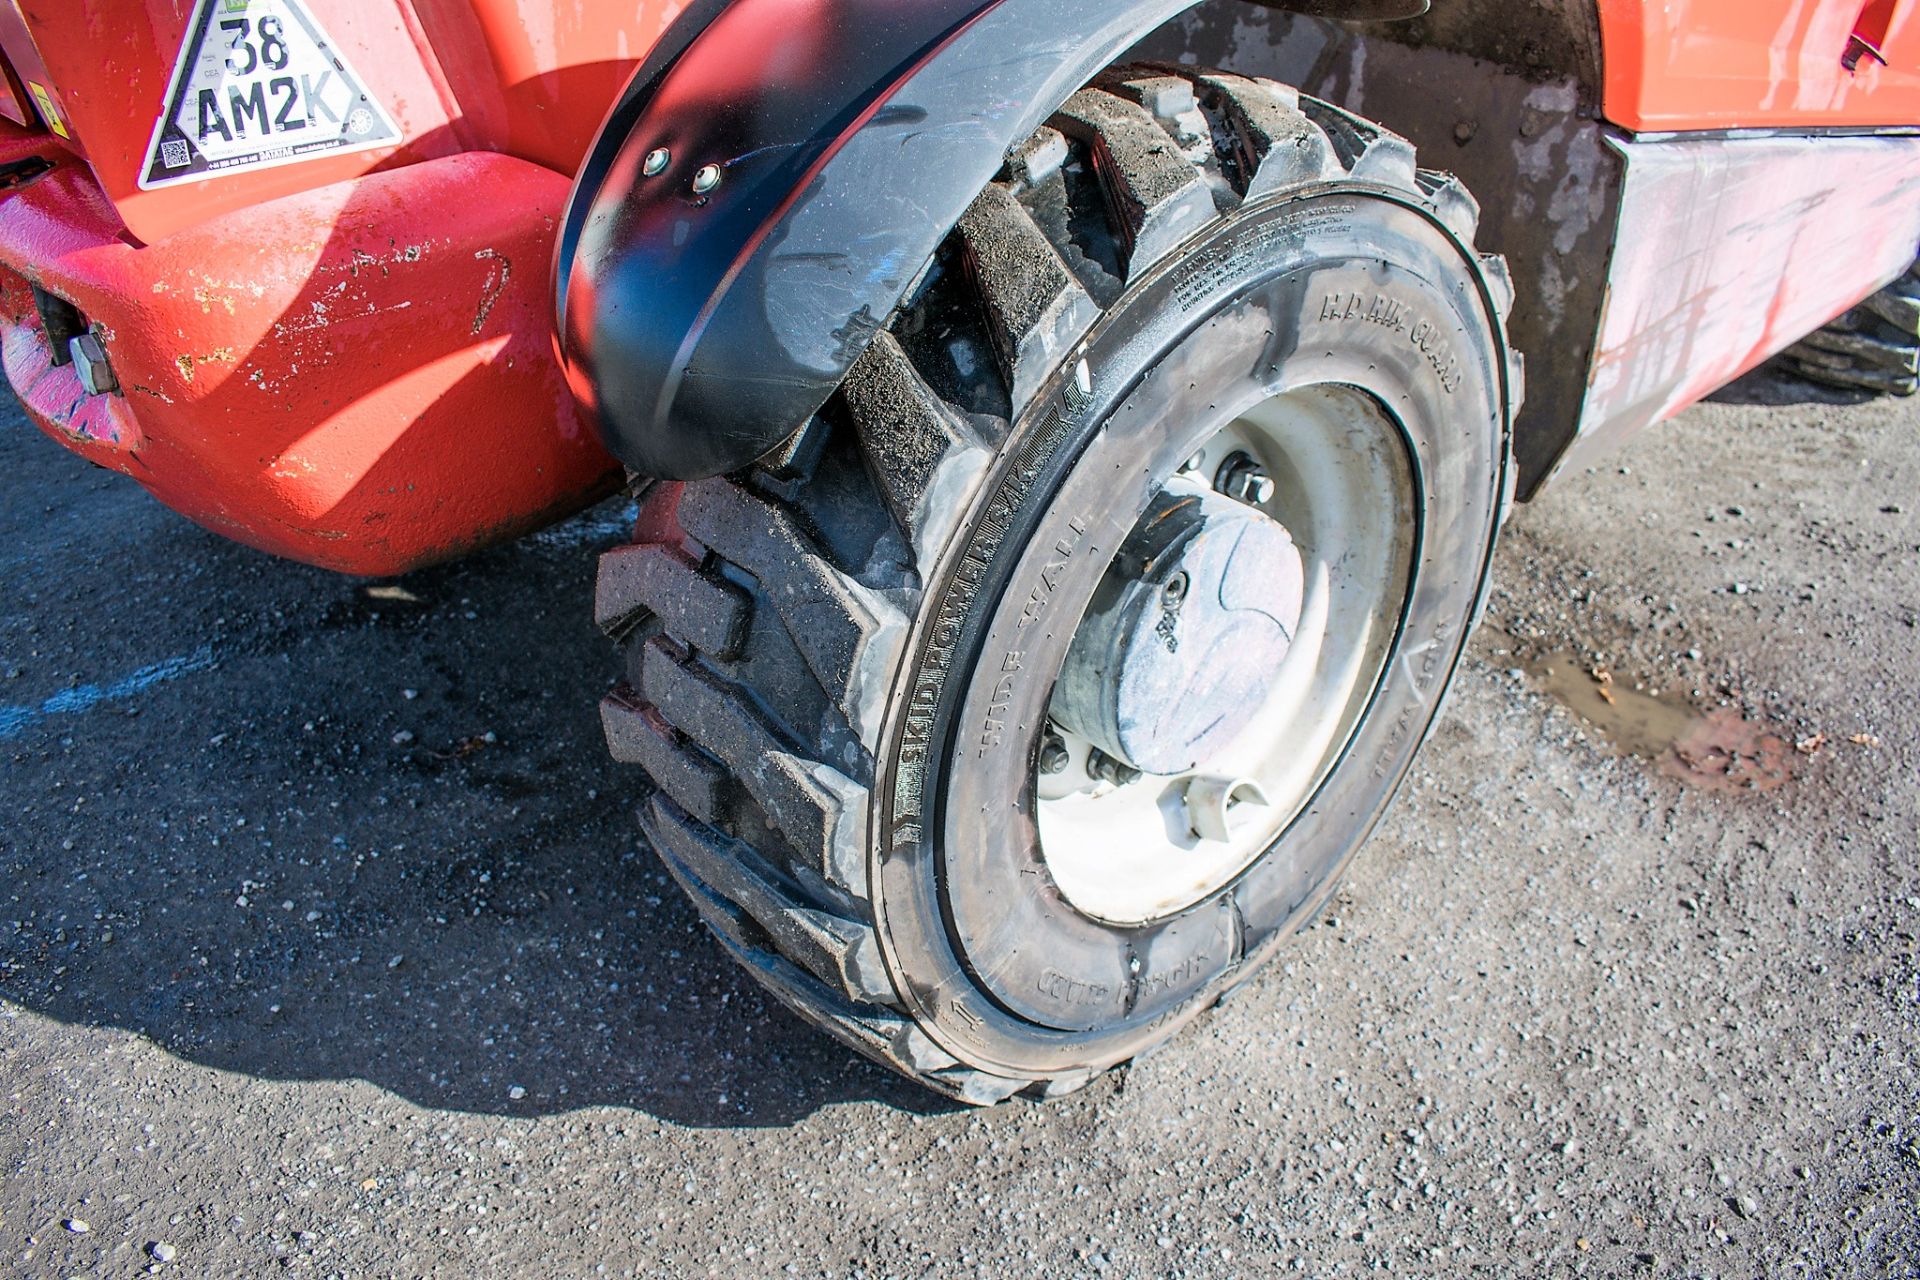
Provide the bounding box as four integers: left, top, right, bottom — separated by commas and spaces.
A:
0, 409, 949, 1128
1706, 360, 1881, 407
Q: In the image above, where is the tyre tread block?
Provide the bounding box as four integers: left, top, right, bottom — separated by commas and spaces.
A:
1414, 168, 1482, 244
957, 184, 1101, 412
600, 686, 728, 823
1192, 71, 1337, 196
842, 331, 986, 541
644, 807, 1025, 1105
1479, 253, 1516, 321
1005, 124, 1071, 192
643, 796, 894, 1007
1053, 88, 1218, 273
1781, 352, 1920, 395
1099, 70, 1202, 124
1297, 98, 1417, 186
594, 542, 751, 657
675, 478, 890, 724
1866, 275, 1920, 334
640, 638, 852, 870
1790, 327, 1920, 373
1097, 71, 1216, 168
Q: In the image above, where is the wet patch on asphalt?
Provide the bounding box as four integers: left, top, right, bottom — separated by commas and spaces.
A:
1530, 652, 1795, 792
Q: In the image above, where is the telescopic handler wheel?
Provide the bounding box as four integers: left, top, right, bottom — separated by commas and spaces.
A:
596, 64, 1521, 1102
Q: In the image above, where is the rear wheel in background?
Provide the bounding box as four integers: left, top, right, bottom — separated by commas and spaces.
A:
1775, 261, 1920, 396
595, 65, 1521, 1101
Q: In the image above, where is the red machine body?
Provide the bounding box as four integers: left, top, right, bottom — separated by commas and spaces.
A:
1599, 0, 1920, 130
0, 0, 1915, 573
0, 0, 697, 572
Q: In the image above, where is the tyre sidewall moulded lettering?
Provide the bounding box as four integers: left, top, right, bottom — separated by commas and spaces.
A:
872, 191, 1508, 1077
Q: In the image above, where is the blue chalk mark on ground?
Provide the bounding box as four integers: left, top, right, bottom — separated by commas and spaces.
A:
525, 498, 638, 551
0, 646, 217, 741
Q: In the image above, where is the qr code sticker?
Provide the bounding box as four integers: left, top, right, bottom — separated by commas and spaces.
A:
161, 138, 189, 169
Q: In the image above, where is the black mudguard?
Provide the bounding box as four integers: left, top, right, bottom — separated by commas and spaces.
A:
557, 0, 1221, 480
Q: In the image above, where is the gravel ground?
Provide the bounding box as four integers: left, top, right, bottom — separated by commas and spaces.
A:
2, 368, 1916, 1279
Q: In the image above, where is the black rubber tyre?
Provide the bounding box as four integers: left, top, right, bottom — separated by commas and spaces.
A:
1774, 263, 1920, 396
595, 65, 1522, 1103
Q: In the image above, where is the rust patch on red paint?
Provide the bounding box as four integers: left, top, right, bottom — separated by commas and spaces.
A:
472, 248, 510, 336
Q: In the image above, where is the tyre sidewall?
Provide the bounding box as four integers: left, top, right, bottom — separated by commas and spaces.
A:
873, 188, 1510, 1078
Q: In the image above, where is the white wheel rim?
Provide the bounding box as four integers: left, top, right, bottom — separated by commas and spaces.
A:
1037, 384, 1417, 925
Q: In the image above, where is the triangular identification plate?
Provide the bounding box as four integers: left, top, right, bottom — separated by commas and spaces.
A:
139, 0, 399, 190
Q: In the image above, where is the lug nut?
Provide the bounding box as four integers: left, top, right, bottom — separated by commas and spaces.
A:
1087, 748, 1142, 788
1214, 451, 1274, 506
1038, 729, 1070, 776
692, 164, 722, 194
642, 147, 671, 177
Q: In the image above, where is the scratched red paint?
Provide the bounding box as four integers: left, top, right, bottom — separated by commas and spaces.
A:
0, 128, 617, 574
1558, 130, 1920, 482
0, 1, 706, 573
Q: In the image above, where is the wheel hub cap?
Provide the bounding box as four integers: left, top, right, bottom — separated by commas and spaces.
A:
1051, 479, 1304, 776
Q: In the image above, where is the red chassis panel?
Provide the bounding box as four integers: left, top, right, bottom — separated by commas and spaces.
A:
0, 126, 616, 574
1599, 0, 1920, 132
0, 0, 696, 245
1573, 0, 1920, 474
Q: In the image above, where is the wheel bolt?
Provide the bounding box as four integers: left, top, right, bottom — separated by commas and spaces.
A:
1087, 748, 1142, 787
1039, 730, 1070, 776
1214, 452, 1274, 506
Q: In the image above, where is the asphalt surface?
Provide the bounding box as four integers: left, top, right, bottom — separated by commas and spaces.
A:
2, 367, 1916, 1278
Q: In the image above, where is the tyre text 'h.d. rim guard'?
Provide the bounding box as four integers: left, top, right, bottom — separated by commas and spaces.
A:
873, 200, 1503, 1080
